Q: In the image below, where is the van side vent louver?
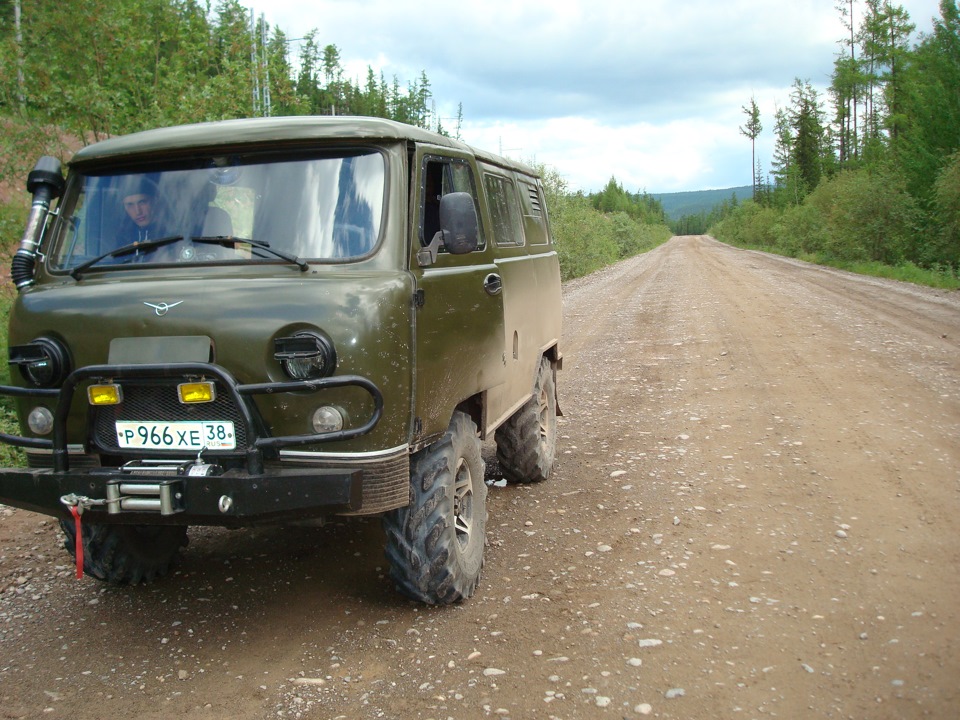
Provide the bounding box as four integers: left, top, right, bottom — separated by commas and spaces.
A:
527, 186, 542, 215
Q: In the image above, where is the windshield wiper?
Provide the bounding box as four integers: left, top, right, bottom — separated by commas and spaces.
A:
70, 235, 185, 280
191, 236, 309, 272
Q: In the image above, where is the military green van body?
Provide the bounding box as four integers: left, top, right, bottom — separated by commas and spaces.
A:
0, 117, 561, 603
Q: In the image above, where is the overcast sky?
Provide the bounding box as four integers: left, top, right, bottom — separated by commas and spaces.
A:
244, 0, 944, 194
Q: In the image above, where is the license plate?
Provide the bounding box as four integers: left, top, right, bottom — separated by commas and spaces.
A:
116, 421, 236, 450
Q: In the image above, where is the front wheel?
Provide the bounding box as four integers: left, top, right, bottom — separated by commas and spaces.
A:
495, 355, 557, 483
383, 411, 487, 604
59, 521, 188, 585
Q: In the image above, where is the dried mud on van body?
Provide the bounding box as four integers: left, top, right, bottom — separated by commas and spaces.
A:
2, 235, 959, 719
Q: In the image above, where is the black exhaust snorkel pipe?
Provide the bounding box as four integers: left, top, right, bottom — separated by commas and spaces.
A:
11, 156, 65, 292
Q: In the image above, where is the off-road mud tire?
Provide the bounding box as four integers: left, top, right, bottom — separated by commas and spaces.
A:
495, 355, 557, 483
59, 521, 188, 585
382, 411, 487, 604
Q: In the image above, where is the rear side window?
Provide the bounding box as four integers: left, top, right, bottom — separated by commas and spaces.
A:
484, 174, 524, 247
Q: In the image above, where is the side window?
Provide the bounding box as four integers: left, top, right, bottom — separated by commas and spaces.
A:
518, 179, 549, 245
483, 173, 525, 247
419, 156, 485, 250
52, 188, 91, 264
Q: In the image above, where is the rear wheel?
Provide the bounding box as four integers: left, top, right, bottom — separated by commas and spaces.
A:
496, 355, 557, 483
383, 411, 487, 604
59, 521, 188, 585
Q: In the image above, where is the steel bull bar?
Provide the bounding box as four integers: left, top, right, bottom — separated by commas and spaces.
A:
0, 363, 383, 525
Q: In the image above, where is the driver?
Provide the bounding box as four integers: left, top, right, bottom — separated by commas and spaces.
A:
118, 177, 166, 245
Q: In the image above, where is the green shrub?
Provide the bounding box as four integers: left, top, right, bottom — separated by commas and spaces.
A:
931, 151, 960, 268
815, 169, 920, 264
776, 201, 828, 256
552, 199, 619, 280
713, 200, 779, 249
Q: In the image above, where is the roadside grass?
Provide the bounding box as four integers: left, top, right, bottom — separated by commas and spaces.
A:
820, 259, 960, 290
790, 253, 960, 290
724, 238, 960, 291
0, 199, 29, 466
0, 284, 25, 468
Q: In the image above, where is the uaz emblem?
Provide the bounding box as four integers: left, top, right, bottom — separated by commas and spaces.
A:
143, 301, 184, 317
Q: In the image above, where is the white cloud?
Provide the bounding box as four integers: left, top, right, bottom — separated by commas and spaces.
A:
246, 0, 945, 192
462, 116, 741, 193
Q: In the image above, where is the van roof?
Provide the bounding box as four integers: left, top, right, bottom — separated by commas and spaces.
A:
70, 116, 538, 177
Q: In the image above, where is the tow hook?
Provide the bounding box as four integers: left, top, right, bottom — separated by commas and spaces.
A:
60, 493, 108, 513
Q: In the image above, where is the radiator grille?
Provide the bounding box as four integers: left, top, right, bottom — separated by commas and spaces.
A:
91, 382, 248, 453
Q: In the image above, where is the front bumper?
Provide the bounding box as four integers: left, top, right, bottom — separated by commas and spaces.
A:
0, 362, 383, 525
0, 464, 362, 526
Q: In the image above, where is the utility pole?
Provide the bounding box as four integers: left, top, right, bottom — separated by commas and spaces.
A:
250, 11, 273, 117
251, 9, 260, 116
261, 16, 271, 117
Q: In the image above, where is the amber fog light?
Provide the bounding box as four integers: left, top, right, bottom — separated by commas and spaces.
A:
27, 407, 54, 435
312, 406, 344, 433
179, 381, 216, 404
88, 384, 123, 406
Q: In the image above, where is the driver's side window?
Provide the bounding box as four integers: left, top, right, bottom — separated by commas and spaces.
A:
419, 157, 484, 250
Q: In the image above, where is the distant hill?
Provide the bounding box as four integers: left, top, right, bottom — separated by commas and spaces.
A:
653, 186, 753, 220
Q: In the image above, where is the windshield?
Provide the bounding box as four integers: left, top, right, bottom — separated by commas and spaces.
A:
48, 150, 386, 271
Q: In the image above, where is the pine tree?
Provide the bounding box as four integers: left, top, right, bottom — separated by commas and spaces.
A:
739, 96, 763, 198
895, 1, 960, 201
789, 79, 828, 195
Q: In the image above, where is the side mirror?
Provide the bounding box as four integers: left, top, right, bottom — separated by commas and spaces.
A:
439, 192, 480, 255
417, 192, 480, 267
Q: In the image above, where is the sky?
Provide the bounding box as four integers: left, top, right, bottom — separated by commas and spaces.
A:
243, 0, 945, 194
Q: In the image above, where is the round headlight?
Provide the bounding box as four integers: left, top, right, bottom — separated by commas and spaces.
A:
13, 338, 70, 388
274, 332, 336, 381
285, 355, 327, 381
312, 406, 344, 434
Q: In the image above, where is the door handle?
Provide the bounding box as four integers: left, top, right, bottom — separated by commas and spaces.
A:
483, 273, 502, 296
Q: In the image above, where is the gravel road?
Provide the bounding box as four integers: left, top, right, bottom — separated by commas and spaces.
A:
1, 235, 958, 719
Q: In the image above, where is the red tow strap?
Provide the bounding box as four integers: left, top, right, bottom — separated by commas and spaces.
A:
69, 505, 84, 579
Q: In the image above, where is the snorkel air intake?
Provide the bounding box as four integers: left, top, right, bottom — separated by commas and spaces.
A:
11, 156, 65, 292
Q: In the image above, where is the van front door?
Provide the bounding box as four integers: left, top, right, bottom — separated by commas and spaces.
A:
410, 148, 506, 445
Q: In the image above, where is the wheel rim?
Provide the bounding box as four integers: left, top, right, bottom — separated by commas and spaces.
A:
452, 457, 474, 552
537, 386, 550, 453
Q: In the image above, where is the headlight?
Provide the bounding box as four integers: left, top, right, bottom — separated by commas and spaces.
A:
312, 406, 344, 433
274, 332, 337, 381
9, 338, 70, 388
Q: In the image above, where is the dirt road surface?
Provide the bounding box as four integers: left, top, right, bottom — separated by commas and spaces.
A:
2, 235, 958, 719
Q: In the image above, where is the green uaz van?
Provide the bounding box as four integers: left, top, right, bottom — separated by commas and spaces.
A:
0, 117, 561, 604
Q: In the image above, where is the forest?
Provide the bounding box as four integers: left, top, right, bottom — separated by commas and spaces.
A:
709, 0, 960, 286
0, 0, 670, 283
